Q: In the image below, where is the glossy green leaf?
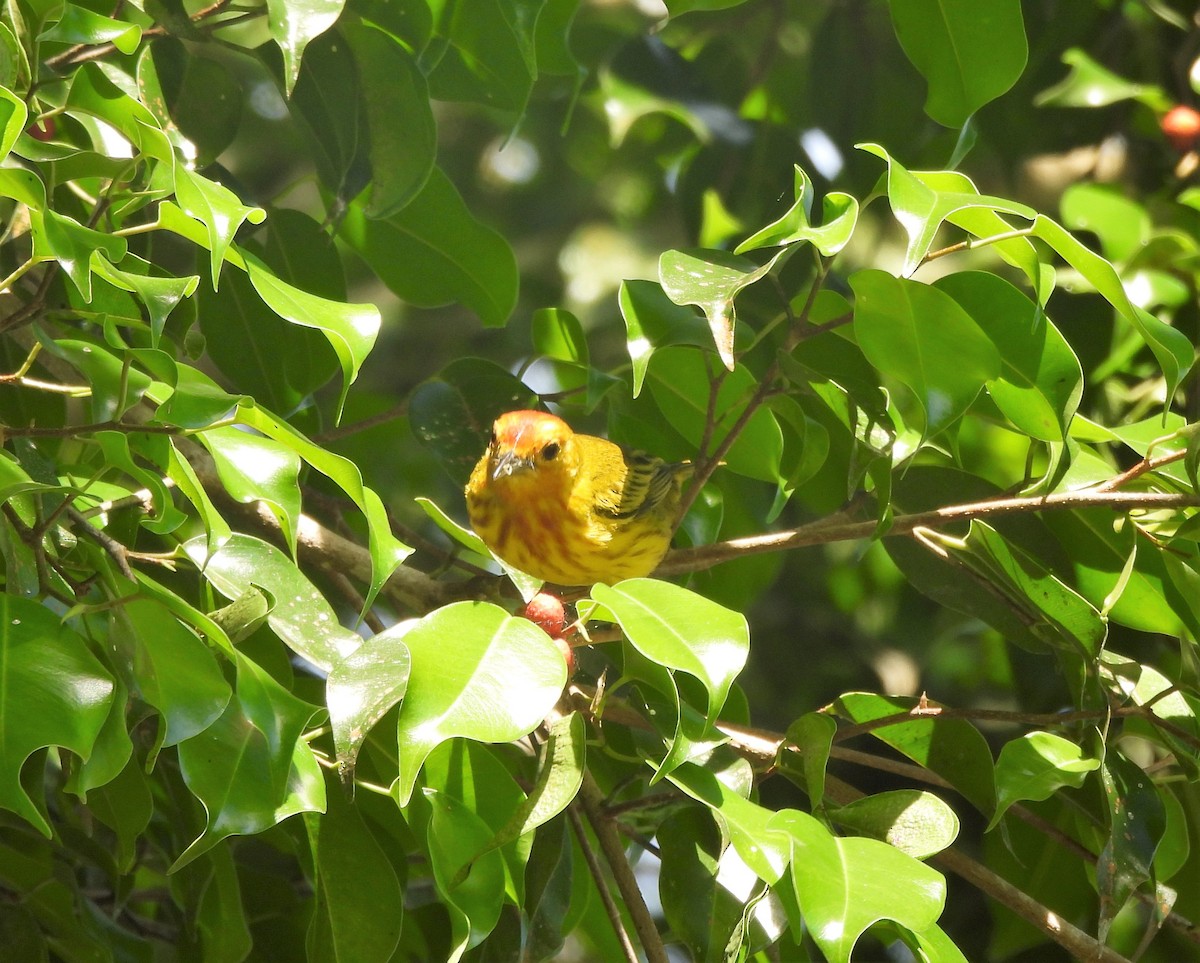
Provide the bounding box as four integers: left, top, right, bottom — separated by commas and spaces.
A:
659, 247, 785, 368
1030, 214, 1194, 400
858, 145, 1035, 275
393, 601, 567, 805
1100, 652, 1200, 768
267, 0, 344, 95
455, 711, 585, 886
830, 790, 959, 859
425, 789, 508, 961
327, 625, 411, 781
851, 269, 1000, 439
64, 62, 173, 161
0, 596, 115, 835
344, 22, 436, 218
593, 579, 747, 729
339, 168, 519, 327
42, 5, 141, 53
646, 346, 784, 483
409, 356, 538, 483
781, 712, 836, 811
29, 208, 126, 302
111, 599, 231, 747
90, 253, 198, 345
174, 166, 266, 287
832, 693, 996, 815
887, 0, 1026, 127
532, 308, 589, 365
199, 425, 301, 557
175, 654, 324, 870
924, 521, 1106, 657
736, 165, 858, 256
307, 784, 404, 962
935, 272, 1082, 441
139, 38, 242, 166
425, 0, 540, 112
0, 85, 26, 163
666, 761, 792, 884
236, 406, 413, 612
183, 533, 362, 672
1036, 48, 1169, 110
772, 808, 945, 963
989, 731, 1100, 829
1096, 753, 1166, 941
619, 279, 712, 397
243, 253, 380, 420
1060, 183, 1150, 263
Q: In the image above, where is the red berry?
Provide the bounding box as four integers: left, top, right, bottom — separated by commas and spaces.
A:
523, 592, 566, 638
26, 118, 56, 142
1162, 105, 1200, 152
552, 636, 575, 676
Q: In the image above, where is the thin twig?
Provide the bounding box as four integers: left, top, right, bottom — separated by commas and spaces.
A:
567, 801, 640, 963
1095, 448, 1188, 492
576, 771, 670, 963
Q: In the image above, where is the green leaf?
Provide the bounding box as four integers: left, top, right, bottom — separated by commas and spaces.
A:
666, 760, 792, 884
42, 5, 142, 54
138, 38, 242, 166
646, 346, 784, 483
1036, 48, 1170, 111
183, 533, 363, 672
935, 272, 1082, 442
858, 144, 1035, 276
175, 654, 325, 870
830, 790, 959, 859
235, 406, 413, 612
832, 693, 996, 815
393, 601, 567, 805
989, 732, 1100, 829
1029, 215, 1194, 400
174, 166, 266, 287
29, 208, 127, 302
773, 808, 945, 963
90, 253, 199, 345
425, 0, 542, 113
339, 167, 519, 327
111, 599, 231, 747
199, 425, 302, 557
781, 712, 836, 811
327, 626, 411, 781
1096, 753, 1166, 942
850, 269, 1000, 439
735, 165, 859, 256
1060, 183, 1150, 263
923, 520, 1107, 657
619, 279, 712, 397
267, 0, 345, 95
592, 579, 747, 729
0, 85, 26, 163
307, 784, 404, 962
344, 21, 436, 218
887, 0, 1026, 127
0, 596, 115, 835
658, 247, 785, 369
243, 253, 380, 420
453, 711, 586, 884
166, 438, 235, 559
532, 308, 589, 365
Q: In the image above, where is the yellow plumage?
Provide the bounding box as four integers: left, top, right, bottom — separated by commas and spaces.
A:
465, 410, 692, 586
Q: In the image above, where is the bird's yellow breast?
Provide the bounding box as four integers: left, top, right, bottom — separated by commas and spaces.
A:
465, 430, 685, 586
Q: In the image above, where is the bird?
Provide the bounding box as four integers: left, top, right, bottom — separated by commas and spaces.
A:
465, 410, 693, 586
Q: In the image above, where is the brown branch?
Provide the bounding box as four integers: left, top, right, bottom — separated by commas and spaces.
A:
658, 489, 1200, 575
1095, 448, 1189, 492
567, 802, 640, 963
576, 770, 670, 963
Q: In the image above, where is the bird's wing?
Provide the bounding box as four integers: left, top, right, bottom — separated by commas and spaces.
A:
597, 451, 691, 520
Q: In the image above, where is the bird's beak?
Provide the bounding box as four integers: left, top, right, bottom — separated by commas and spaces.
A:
491, 450, 535, 480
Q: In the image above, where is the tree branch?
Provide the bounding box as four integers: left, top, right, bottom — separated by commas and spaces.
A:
658, 489, 1200, 575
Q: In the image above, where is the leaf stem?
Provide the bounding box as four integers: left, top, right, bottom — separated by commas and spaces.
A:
567, 800, 641, 963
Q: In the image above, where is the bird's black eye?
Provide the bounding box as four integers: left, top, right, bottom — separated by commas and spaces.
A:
489, 427, 498, 447
542, 442, 560, 461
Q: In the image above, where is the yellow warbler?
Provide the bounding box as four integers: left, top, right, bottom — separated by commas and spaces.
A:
465, 410, 693, 586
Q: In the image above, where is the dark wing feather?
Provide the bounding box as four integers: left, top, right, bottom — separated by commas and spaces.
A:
595, 450, 692, 520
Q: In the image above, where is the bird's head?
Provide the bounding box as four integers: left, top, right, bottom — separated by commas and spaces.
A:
484, 410, 579, 487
